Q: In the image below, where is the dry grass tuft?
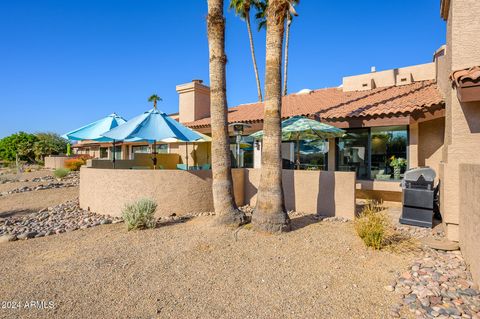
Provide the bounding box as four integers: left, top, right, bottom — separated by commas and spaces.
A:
355, 199, 418, 252
355, 201, 389, 250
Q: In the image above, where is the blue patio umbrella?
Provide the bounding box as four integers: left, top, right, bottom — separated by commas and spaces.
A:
63, 113, 127, 168
63, 113, 126, 142
102, 108, 202, 169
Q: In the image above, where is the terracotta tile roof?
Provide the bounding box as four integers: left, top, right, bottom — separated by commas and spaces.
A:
450, 66, 480, 87
186, 80, 444, 128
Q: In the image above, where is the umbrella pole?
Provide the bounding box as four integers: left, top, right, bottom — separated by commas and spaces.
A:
112, 140, 116, 169
152, 141, 157, 170
296, 137, 300, 170
185, 142, 188, 170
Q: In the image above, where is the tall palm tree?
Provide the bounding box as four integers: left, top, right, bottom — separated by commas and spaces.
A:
282, 3, 298, 96
207, 0, 246, 226
229, 0, 263, 102
255, 0, 298, 96
252, 0, 291, 233
148, 94, 162, 109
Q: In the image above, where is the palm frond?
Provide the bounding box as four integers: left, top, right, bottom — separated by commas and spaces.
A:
229, 0, 250, 19
148, 94, 162, 102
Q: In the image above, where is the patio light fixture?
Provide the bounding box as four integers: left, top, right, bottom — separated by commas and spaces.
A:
229, 123, 251, 168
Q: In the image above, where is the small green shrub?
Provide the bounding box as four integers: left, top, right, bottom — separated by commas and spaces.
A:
355, 200, 389, 250
122, 198, 157, 231
53, 168, 70, 179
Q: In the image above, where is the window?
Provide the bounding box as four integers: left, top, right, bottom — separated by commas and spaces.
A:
131, 144, 168, 159
294, 140, 328, 170
110, 146, 122, 160
131, 145, 150, 154
336, 126, 409, 180
154, 144, 169, 154
100, 147, 108, 159
230, 136, 254, 168
370, 126, 407, 180
336, 129, 369, 179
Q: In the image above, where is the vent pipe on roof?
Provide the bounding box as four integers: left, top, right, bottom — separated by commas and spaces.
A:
296, 88, 313, 95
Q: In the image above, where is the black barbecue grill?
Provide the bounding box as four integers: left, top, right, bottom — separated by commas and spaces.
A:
399, 167, 438, 228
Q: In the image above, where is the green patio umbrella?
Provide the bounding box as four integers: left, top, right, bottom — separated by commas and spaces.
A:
250, 116, 345, 169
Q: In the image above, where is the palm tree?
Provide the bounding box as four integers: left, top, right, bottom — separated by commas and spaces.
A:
282, 2, 298, 96
252, 0, 291, 233
207, 0, 246, 226
229, 0, 263, 102
255, 0, 298, 96
148, 94, 162, 109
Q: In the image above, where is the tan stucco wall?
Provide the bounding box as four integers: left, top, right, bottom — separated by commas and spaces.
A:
459, 164, 480, 285
409, 123, 419, 168
133, 153, 181, 169
355, 180, 402, 202
439, 0, 480, 241
342, 62, 436, 92
80, 167, 245, 217
244, 169, 356, 219
176, 80, 211, 123
80, 168, 356, 219
44, 156, 70, 169
169, 142, 211, 167
418, 117, 445, 175
87, 159, 135, 169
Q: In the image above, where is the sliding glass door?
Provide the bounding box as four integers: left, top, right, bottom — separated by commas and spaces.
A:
336, 126, 408, 180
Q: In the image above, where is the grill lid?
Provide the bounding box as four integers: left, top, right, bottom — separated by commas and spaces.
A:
403, 167, 436, 183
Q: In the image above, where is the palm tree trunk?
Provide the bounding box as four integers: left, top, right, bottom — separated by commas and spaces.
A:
252, 0, 291, 233
282, 14, 291, 96
207, 0, 246, 226
246, 15, 263, 102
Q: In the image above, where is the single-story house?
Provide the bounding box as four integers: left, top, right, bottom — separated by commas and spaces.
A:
74, 56, 447, 203
72, 0, 480, 283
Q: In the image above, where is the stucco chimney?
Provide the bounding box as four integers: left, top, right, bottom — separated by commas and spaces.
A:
371, 66, 376, 73
176, 80, 211, 123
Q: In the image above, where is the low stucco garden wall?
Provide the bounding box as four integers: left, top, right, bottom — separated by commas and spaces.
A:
80, 167, 356, 220
245, 169, 356, 219
79, 167, 244, 217
44, 156, 70, 169
459, 164, 480, 285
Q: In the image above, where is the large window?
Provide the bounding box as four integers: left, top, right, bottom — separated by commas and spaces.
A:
336, 126, 408, 180
154, 144, 169, 154
336, 129, 369, 179
230, 136, 254, 168
370, 126, 407, 180
109, 146, 122, 160
100, 147, 108, 159
131, 144, 168, 159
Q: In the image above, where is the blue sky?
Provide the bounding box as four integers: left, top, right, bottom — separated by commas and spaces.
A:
0, 0, 446, 138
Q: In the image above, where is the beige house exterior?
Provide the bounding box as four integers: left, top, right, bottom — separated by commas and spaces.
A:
72, 0, 480, 284
438, 0, 480, 283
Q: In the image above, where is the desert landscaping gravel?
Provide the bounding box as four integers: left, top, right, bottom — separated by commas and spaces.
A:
0, 199, 122, 241
1, 170, 479, 319
0, 215, 411, 319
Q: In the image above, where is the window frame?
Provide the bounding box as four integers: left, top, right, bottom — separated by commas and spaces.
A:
335, 125, 409, 181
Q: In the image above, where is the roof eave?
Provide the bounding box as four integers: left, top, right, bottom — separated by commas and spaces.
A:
440, 0, 450, 21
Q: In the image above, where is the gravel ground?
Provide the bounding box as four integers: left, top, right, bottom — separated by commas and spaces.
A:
0, 170, 55, 193
0, 187, 78, 219
0, 199, 122, 240
389, 249, 480, 318
0, 216, 411, 319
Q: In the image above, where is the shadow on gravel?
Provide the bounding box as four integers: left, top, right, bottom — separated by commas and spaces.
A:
290, 214, 320, 231
155, 216, 192, 229
0, 209, 37, 219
